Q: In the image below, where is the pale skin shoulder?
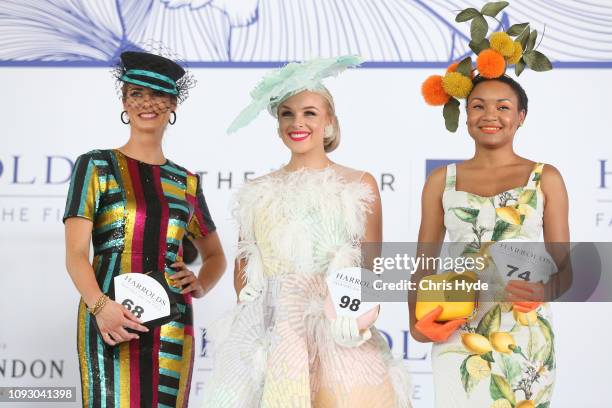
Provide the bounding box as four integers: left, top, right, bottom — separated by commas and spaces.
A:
353, 171, 383, 321
360, 171, 383, 243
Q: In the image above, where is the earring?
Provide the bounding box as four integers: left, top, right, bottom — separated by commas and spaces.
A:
324, 124, 334, 139
120, 111, 130, 124
168, 111, 177, 125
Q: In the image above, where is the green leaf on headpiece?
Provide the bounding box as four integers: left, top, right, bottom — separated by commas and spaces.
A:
507, 23, 529, 37
456, 8, 481, 22
471, 15, 489, 42
481, 1, 509, 17
523, 51, 553, 72
527, 29, 538, 52
515, 58, 526, 76
516, 26, 530, 49
469, 38, 490, 54
443, 98, 461, 133
456, 57, 473, 78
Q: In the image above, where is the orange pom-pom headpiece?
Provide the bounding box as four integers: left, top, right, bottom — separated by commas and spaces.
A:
476, 49, 507, 79
419, 1, 552, 132
447, 62, 475, 79
422, 75, 450, 106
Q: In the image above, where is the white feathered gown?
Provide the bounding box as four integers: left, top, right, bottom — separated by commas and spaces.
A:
202, 165, 411, 408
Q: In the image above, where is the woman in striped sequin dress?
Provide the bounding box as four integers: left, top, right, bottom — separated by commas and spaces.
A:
63, 51, 226, 407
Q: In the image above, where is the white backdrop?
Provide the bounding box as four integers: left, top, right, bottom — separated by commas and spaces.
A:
1, 1, 612, 406
1, 66, 611, 407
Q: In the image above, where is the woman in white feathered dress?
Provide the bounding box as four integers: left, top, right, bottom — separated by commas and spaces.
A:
201, 57, 411, 408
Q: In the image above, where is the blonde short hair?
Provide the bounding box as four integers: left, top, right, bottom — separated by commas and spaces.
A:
273, 86, 341, 153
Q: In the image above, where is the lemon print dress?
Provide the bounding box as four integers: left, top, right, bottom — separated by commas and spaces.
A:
432, 163, 555, 408
202, 165, 411, 408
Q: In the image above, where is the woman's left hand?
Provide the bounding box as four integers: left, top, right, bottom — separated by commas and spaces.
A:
170, 261, 205, 298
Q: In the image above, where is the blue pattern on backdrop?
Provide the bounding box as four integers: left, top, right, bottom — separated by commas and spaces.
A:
425, 159, 462, 179
1, 0, 611, 67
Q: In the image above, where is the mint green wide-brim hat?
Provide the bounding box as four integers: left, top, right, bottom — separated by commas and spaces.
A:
227, 55, 363, 134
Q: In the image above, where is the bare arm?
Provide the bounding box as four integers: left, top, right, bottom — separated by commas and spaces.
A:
358, 173, 382, 323
542, 165, 570, 242
234, 257, 246, 300
408, 167, 447, 342
541, 165, 571, 299
361, 172, 382, 245
192, 231, 227, 297
64, 217, 104, 306
171, 231, 226, 298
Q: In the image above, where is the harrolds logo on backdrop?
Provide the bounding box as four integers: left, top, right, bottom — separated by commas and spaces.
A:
193, 170, 398, 192
0, 154, 74, 224
0, 155, 399, 192
0, 154, 399, 225
596, 159, 612, 228
0, 155, 74, 186
0, 355, 65, 380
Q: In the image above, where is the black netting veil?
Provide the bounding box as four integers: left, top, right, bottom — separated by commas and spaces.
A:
111, 41, 196, 104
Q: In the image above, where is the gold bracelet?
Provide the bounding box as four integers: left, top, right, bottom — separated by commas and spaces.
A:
88, 294, 109, 315
87, 295, 103, 314
92, 295, 109, 315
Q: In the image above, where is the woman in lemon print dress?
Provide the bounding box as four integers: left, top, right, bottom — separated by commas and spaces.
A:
410, 74, 570, 407
407, 3, 571, 405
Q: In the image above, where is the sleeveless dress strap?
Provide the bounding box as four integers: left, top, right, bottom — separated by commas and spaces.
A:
525, 162, 545, 190
445, 163, 457, 191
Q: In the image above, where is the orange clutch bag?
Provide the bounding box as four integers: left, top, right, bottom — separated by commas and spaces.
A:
415, 271, 479, 322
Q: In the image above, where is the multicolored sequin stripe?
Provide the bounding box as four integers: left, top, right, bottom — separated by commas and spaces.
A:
64, 149, 215, 407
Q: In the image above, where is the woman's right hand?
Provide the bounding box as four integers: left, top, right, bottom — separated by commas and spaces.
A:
505, 280, 544, 312
94, 300, 149, 346
414, 306, 466, 343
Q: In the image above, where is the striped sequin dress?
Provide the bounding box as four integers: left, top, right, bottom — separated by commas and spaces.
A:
63, 149, 216, 408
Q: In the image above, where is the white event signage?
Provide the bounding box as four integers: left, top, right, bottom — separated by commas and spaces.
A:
489, 240, 558, 284
326, 267, 380, 328
113, 273, 171, 323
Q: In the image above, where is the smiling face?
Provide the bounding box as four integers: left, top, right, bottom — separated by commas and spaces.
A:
122, 84, 177, 132
277, 90, 334, 155
466, 80, 526, 147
